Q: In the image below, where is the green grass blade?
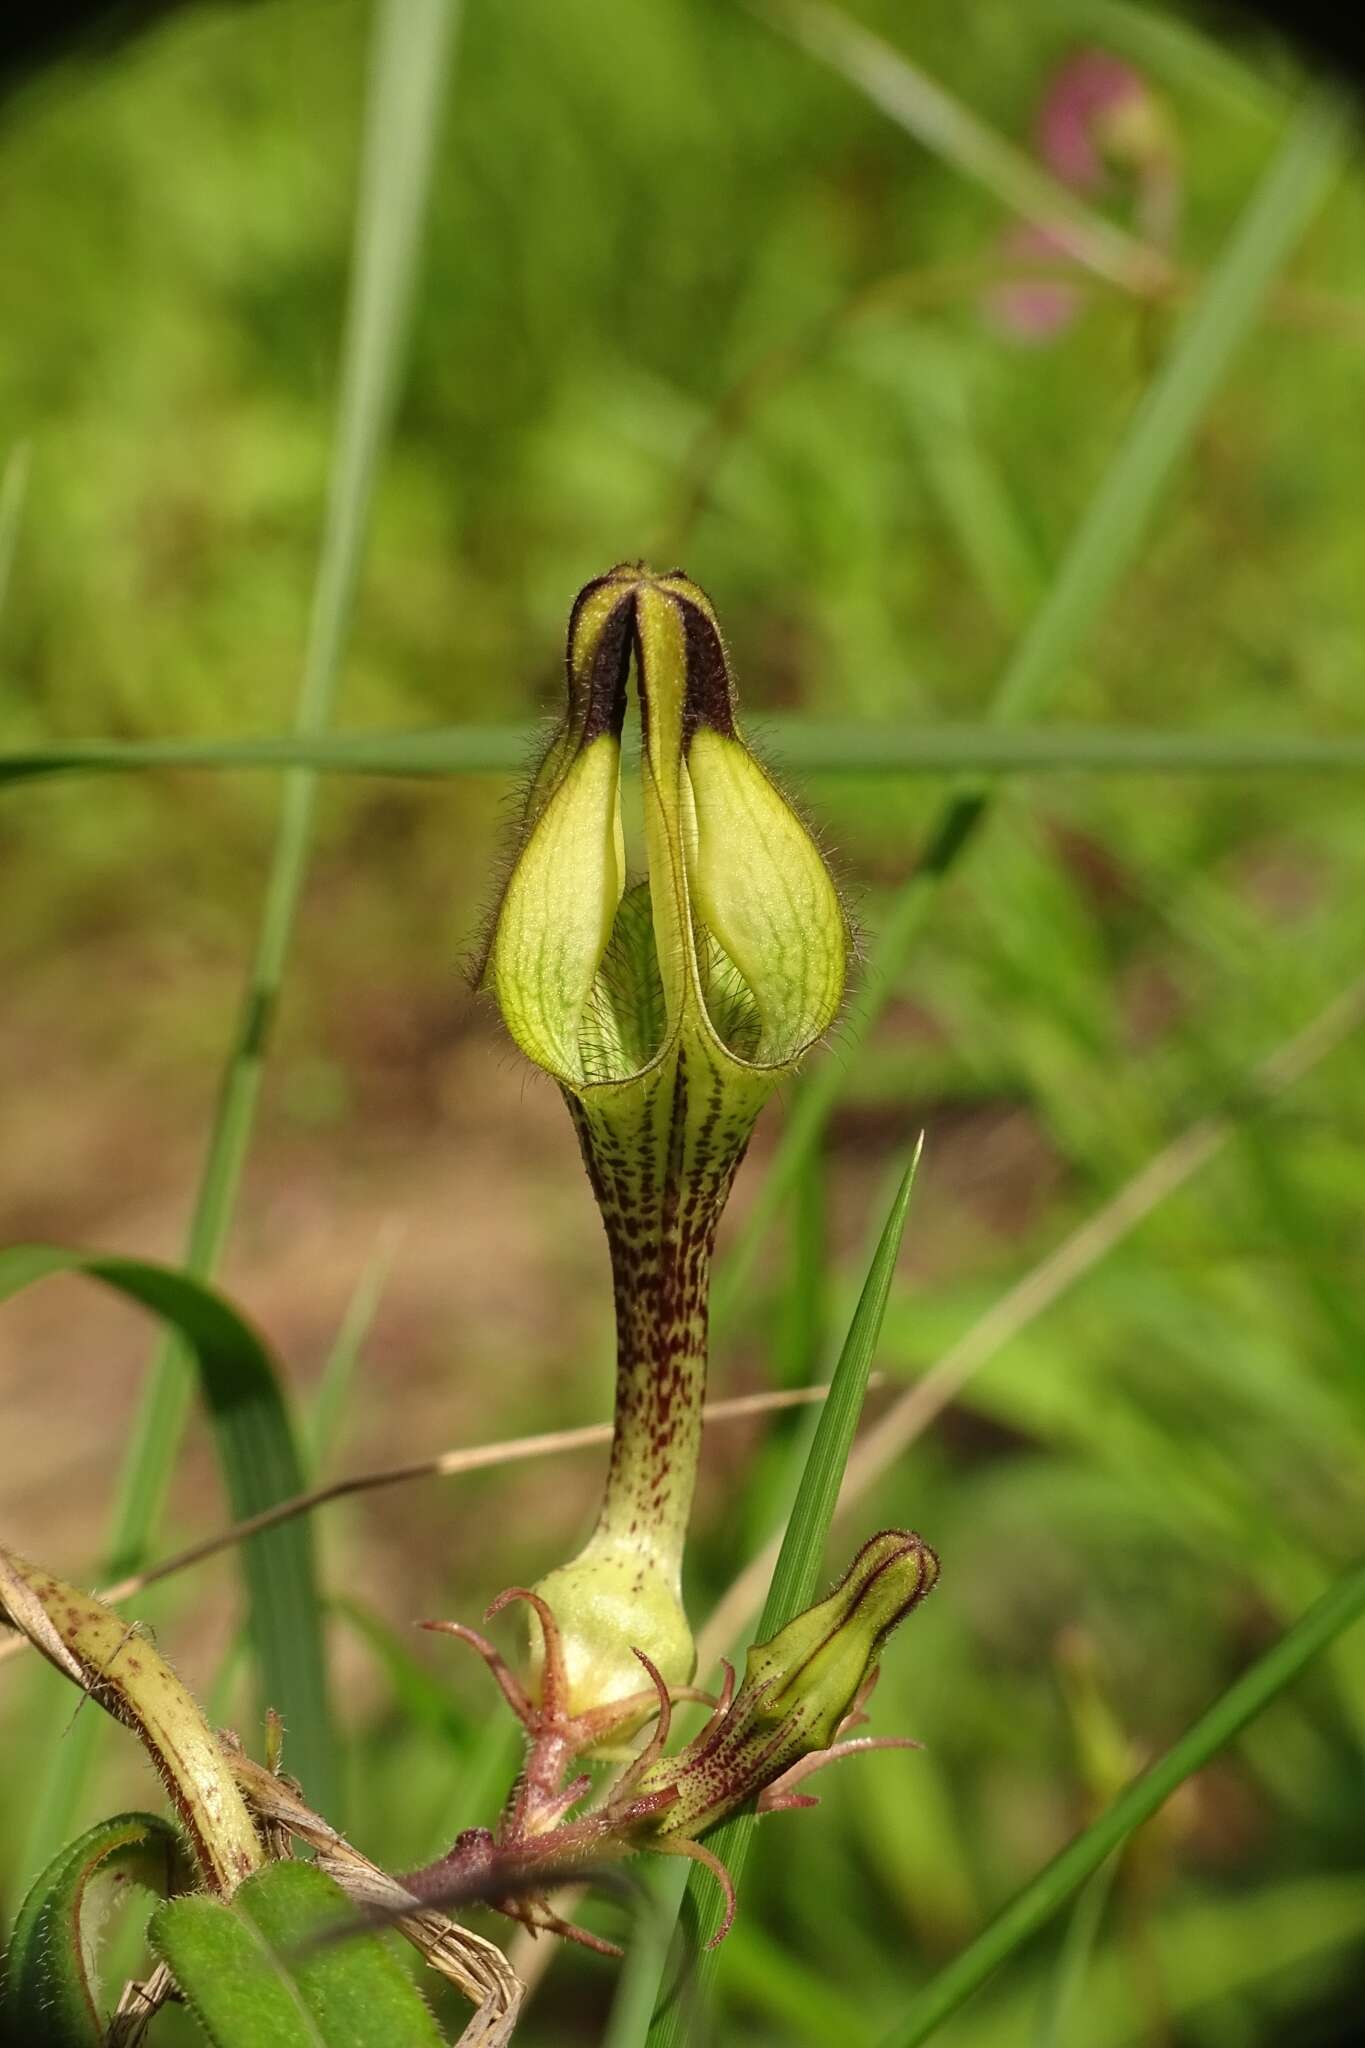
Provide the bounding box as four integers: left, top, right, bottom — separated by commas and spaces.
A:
745, 1142, 923, 1636
603, 1865, 692, 2048
975, 101, 1348, 732
0, 1249, 332, 1821
8, 721, 1365, 785
18, 0, 460, 1869
768, 726, 1365, 775
713, 84, 1350, 1331
875, 1553, 1365, 2048
304, 1236, 397, 1477
637, 1143, 922, 2048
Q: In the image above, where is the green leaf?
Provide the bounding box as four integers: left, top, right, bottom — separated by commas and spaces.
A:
2, 1813, 189, 2047
0, 1248, 334, 1817
874, 1551, 1365, 2048
638, 1143, 922, 2048
149, 1861, 445, 2048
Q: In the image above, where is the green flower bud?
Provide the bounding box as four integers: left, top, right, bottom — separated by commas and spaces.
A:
633, 1530, 939, 1840
483, 565, 848, 1721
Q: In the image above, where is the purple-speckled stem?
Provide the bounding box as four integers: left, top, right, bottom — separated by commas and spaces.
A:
569, 1039, 758, 1579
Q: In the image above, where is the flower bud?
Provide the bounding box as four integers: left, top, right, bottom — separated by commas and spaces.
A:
487, 563, 846, 1089
739, 1529, 939, 1747
482, 566, 848, 1722
634, 1530, 938, 1839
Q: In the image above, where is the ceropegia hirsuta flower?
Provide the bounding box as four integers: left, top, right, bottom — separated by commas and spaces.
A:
481, 564, 849, 1728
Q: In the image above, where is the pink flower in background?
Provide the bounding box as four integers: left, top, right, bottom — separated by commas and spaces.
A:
986, 47, 1179, 343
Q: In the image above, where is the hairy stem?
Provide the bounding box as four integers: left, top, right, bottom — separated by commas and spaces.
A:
570, 1044, 751, 1575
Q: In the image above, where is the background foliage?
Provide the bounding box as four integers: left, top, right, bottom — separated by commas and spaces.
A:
2, 1, 1363, 2042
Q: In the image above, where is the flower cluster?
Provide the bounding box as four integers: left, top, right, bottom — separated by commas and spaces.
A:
409, 1530, 939, 1950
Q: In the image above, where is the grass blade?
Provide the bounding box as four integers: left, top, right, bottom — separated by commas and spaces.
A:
0, 1249, 332, 1824
637, 1142, 923, 2048
304, 1236, 398, 1477
9, 722, 1365, 784
768, 726, 1365, 775
15, 0, 461, 1869
713, 82, 1351, 1329
874, 1553, 1365, 2048
105, 0, 460, 1573
699, 975, 1365, 1685
746, 1141, 923, 1634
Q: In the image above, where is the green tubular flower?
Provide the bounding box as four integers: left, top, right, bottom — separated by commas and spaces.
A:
484, 564, 848, 1721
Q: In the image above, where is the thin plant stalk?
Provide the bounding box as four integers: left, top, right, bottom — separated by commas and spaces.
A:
0, 440, 30, 617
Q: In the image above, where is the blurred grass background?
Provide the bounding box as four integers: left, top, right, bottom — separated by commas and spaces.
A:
2, 0, 1364, 2042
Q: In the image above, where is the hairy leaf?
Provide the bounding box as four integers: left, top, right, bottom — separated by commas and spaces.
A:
148, 1862, 445, 2048
2, 1813, 189, 2047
